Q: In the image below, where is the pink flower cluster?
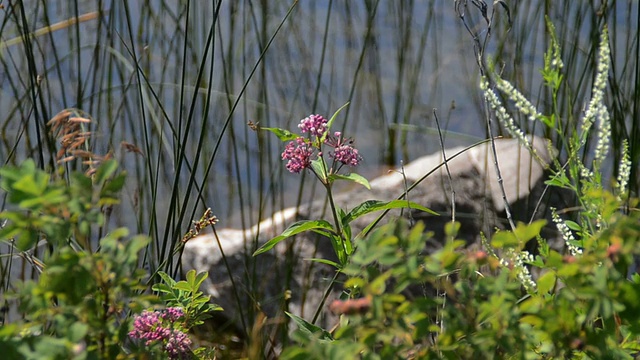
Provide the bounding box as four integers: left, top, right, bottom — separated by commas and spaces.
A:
129, 307, 192, 359
298, 114, 328, 137
161, 306, 185, 322
281, 115, 362, 174
327, 132, 361, 167
282, 137, 314, 173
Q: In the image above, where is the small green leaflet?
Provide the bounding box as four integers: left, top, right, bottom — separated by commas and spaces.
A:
329, 173, 371, 189
253, 219, 334, 256
341, 199, 437, 226
320, 102, 350, 143
285, 311, 334, 341
261, 127, 299, 142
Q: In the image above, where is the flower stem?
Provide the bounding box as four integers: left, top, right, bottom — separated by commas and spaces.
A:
324, 182, 349, 265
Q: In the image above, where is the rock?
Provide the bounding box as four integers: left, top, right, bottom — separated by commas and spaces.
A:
181, 136, 560, 337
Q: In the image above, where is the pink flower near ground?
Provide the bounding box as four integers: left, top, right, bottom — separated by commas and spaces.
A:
165, 330, 193, 359
129, 308, 192, 359
161, 307, 185, 322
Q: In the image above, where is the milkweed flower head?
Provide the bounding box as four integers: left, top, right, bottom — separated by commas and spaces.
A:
298, 114, 328, 138
326, 131, 362, 167
129, 307, 192, 359
282, 137, 314, 173
281, 114, 362, 175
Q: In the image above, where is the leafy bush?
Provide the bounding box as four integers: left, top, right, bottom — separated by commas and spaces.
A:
281, 209, 640, 359
276, 16, 640, 360
0, 160, 221, 359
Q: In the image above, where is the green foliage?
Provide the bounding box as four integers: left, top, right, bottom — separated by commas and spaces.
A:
0, 159, 223, 359
153, 269, 223, 329
0, 230, 155, 359
280, 20, 640, 359
281, 213, 640, 359
0, 159, 125, 251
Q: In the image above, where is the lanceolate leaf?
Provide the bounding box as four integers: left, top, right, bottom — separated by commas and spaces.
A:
304, 258, 341, 269
285, 311, 334, 341
310, 158, 328, 181
321, 102, 350, 143
342, 199, 437, 226
262, 127, 299, 142
253, 219, 334, 256
329, 173, 371, 189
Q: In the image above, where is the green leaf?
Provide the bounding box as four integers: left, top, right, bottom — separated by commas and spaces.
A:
342, 199, 437, 226
513, 220, 547, 243
536, 271, 557, 294
285, 311, 333, 341
173, 281, 192, 292
564, 220, 581, 231
15, 229, 39, 251
310, 158, 328, 182
329, 173, 371, 189
67, 322, 88, 342
157, 271, 177, 287
262, 127, 299, 142
94, 159, 118, 185
304, 258, 341, 268
12, 171, 49, 198
192, 271, 209, 291
151, 283, 173, 294
491, 231, 519, 249
0, 222, 21, 241
185, 269, 196, 285
253, 219, 334, 256
492, 221, 547, 249
320, 102, 350, 143
101, 173, 127, 196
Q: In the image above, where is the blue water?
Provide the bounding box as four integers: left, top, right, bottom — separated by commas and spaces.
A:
0, 0, 636, 234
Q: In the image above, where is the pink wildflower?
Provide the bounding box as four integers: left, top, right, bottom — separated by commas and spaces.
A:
333, 145, 361, 166
129, 310, 161, 337
161, 307, 185, 322
282, 137, 313, 173
166, 330, 193, 359
326, 132, 362, 167
129, 308, 192, 359
298, 114, 328, 138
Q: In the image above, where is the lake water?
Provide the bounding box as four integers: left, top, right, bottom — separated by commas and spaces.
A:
0, 1, 637, 272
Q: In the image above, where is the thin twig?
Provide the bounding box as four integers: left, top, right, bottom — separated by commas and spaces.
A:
456, 0, 517, 232
434, 109, 456, 224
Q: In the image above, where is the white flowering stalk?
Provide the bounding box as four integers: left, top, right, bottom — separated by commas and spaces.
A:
496, 78, 542, 122
500, 249, 537, 292
581, 28, 611, 142
615, 139, 631, 199
551, 207, 582, 256
480, 77, 532, 149
579, 162, 594, 183
593, 102, 611, 166
480, 232, 499, 258
544, 18, 564, 71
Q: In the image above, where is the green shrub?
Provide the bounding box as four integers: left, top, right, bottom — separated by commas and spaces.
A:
0, 160, 221, 359
279, 17, 640, 360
